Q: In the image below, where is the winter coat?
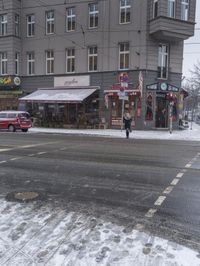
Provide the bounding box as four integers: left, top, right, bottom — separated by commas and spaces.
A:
123, 115, 132, 129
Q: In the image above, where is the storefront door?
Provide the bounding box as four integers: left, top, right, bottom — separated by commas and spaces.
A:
156, 96, 168, 128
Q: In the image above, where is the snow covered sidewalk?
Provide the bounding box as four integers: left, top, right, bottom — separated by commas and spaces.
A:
29, 123, 200, 141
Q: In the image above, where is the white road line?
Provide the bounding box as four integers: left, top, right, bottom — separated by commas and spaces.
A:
10, 157, 21, 161
171, 178, 180, 186
37, 152, 47, 155
0, 148, 11, 152
185, 163, 192, 168
154, 196, 166, 206
28, 154, 35, 157
0, 161, 7, 164
176, 172, 184, 178
163, 186, 174, 194
145, 208, 157, 218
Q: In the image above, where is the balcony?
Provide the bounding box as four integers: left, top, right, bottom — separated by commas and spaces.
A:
149, 16, 195, 41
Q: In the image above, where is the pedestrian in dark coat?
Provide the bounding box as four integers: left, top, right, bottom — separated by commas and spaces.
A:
123, 112, 132, 139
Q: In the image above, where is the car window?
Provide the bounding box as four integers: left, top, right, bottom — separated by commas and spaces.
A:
18, 113, 30, 119
0, 113, 7, 118
7, 113, 17, 118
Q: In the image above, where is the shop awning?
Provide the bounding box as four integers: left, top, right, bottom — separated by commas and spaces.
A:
19, 87, 99, 103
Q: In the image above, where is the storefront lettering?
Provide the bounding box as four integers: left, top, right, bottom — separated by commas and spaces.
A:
146, 83, 179, 92
0, 76, 12, 85
64, 78, 78, 86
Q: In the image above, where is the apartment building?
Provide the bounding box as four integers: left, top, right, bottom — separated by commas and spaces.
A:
0, 0, 196, 129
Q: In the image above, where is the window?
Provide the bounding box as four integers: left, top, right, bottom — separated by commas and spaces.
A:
158, 44, 168, 79
66, 7, 75, 31
153, 0, 158, 18
88, 3, 98, 28
0, 14, 7, 36
46, 50, 54, 74
27, 14, 35, 37
119, 43, 129, 70
88, 46, 97, 71
181, 0, 189, 21
119, 0, 131, 24
66, 48, 75, 73
15, 14, 20, 36
0, 52, 8, 75
15, 53, 20, 75
168, 0, 175, 18
27, 52, 35, 75
46, 11, 54, 34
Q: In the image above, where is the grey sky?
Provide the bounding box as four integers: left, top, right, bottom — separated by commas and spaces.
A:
183, 0, 200, 78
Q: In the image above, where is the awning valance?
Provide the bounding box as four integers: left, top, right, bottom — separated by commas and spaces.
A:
19, 87, 99, 103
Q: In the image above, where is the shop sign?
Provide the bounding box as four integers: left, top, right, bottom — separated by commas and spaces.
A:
0, 76, 21, 87
54, 75, 90, 87
146, 83, 179, 92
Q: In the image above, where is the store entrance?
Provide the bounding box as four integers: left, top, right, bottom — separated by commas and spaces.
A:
156, 96, 168, 128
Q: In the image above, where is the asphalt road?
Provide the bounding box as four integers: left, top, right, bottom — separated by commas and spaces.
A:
0, 131, 200, 252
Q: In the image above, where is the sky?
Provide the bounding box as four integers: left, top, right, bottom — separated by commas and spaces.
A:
183, 0, 200, 79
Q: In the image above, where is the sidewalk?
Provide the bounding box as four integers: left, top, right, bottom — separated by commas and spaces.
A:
29, 123, 200, 141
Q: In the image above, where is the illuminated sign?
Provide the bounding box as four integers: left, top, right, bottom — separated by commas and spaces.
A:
0, 76, 21, 88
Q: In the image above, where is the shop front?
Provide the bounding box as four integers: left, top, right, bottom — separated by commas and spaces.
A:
145, 82, 180, 129
0, 76, 22, 111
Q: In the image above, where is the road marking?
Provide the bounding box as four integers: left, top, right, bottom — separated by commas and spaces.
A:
185, 163, 191, 168
182, 169, 187, 172
176, 172, 184, 178
171, 178, 179, 186
28, 154, 35, 157
163, 186, 174, 194
0, 148, 11, 152
0, 161, 7, 164
154, 196, 166, 206
10, 157, 21, 161
37, 152, 47, 155
145, 208, 157, 218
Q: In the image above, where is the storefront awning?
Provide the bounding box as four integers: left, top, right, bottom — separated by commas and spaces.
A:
19, 87, 99, 103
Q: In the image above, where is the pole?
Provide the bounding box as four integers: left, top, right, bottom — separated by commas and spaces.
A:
121, 98, 124, 131
169, 102, 173, 134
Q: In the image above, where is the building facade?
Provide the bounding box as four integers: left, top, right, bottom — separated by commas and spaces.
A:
0, 0, 196, 129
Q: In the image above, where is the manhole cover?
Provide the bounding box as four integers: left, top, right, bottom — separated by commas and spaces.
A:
6, 191, 45, 202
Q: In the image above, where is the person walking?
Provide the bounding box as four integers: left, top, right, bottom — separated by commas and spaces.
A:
123, 111, 132, 139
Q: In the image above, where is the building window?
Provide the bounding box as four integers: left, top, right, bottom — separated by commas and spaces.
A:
0, 14, 7, 36
27, 14, 35, 37
46, 11, 54, 34
66, 7, 75, 31
27, 52, 35, 75
153, 0, 158, 18
15, 14, 20, 36
158, 44, 168, 79
0, 52, 8, 75
181, 0, 189, 21
119, 43, 129, 70
15, 52, 20, 75
168, 0, 175, 18
88, 46, 97, 72
88, 3, 98, 28
46, 50, 54, 74
66, 48, 75, 73
119, 0, 131, 24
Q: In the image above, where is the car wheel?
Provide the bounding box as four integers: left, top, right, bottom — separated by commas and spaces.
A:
22, 128, 28, 132
8, 125, 16, 132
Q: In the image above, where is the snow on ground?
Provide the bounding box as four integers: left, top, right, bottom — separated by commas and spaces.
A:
29, 123, 200, 141
0, 199, 200, 266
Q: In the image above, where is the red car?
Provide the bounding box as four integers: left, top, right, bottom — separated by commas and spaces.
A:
0, 111, 32, 132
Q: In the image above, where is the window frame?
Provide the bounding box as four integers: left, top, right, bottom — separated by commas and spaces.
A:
46, 10, 55, 35
27, 52, 35, 76
66, 48, 75, 73
15, 14, 20, 36
46, 50, 54, 74
158, 44, 169, 79
15, 52, 20, 75
168, 0, 176, 18
119, 0, 131, 24
66, 7, 76, 32
88, 46, 98, 72
27, 14, 35, 37
88, 3, 99, 29
0, 14, 8, 36
153, 0, 158, 19
119, 42, 130, 70
181, 0, 189, 21
0, 52, 8, 75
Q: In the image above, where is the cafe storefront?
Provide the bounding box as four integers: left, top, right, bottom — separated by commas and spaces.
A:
0, 76, 22, 111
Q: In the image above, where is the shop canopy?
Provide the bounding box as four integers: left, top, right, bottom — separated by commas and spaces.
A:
19, 87, 99, 103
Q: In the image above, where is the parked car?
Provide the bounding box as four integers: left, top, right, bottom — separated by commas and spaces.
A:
0, 111, 32, 132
